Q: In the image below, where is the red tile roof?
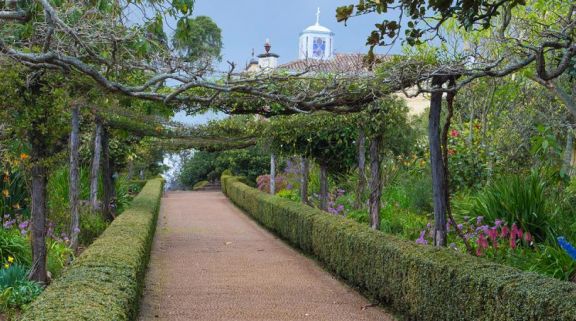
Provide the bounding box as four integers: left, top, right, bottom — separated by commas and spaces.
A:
279, 53, 390, 74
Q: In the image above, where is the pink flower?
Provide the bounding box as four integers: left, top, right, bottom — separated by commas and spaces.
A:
477, 233, 489, 250
487, 228, 499, 249
501, 225, 509, 238
450, 129, 460, 137
524, 232, 533, 245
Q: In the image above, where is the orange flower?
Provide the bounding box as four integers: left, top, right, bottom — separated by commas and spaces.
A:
2, 189, 9, 198
20, 153, 29, 161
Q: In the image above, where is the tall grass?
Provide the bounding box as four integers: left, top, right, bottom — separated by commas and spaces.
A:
457, 172, 552, 242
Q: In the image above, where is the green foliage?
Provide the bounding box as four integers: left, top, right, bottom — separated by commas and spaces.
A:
276, 189, 300, 202
0, 169, 29, 219
179, 147, 269, 188
0, 264, 43, 310
78, 211, 109, 247
266, 113, 359, 174
173, 16, 222, 62
192, 180, 209, 190
222, 174, 576, 321
0, 230, 31, 267
20, 178, 164, 321
457, 172, 552, 242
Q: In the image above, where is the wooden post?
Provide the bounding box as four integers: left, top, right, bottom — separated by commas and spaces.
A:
69, 103, 81, 252
319, 162, 328, 211
270, 153, 276, 195
89, 121, 102, 211
300, 157, 309, 205
429, 76, 448, 247
368, 135, 382, 230
355, 129, 367, 209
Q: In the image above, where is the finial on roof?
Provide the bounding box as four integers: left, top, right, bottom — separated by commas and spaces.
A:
264, 39, 271, 54
251, 48, 255, 58
316, 7, 320, 25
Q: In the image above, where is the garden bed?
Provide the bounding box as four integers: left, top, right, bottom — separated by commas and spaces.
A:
19, 178, 164, 321
222, 174, 576, 321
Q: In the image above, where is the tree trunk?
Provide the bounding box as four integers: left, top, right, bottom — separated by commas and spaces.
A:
29, 126, 48, 283
355, 129, 367, 209
319, 162, 328, 211
270, 153, 276, 195
69, 103, 81, 252
369, 135, 382, 230
562, 127, 574, 177
89, 121, 102, 211
300, 157, 309, 205
429, 76, 448, 247
101, 126, 115, 221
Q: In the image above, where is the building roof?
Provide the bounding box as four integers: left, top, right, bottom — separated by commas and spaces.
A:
301, 23, 333, 34
279, 53, 390, 74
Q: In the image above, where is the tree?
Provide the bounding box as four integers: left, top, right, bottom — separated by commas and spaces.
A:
338, 0, 576, 246
265, 113, 358, 211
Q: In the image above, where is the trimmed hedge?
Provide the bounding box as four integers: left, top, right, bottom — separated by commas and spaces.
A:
222, 175, 576, 321
20, 178, 164, 321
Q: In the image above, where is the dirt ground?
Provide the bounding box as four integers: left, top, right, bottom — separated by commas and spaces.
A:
138, 191, 396, 321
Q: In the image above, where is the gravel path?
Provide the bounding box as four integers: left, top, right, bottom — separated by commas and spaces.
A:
138, 191, 396, 321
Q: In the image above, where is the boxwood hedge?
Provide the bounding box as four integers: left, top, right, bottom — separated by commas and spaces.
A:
222, 175, 576, 321
20, 178, 164, 321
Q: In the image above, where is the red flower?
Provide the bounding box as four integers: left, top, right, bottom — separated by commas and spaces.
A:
450, 129, 460, 137
501, 225, 509, 238
447, 149, 457, 156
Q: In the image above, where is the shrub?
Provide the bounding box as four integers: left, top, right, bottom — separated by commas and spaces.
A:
0, 264, 43, 309
221, 174, 576, 321
192, 180, 209, 191
0, 229, 31, 267
459, 172, 552, 242
19, 178, 164, 321
78, 210, 109, 246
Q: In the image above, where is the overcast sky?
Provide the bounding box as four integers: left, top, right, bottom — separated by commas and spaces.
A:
173, 0, 401, 124
192, 0, 401, 71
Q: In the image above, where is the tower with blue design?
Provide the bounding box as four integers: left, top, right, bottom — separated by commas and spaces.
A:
298, 8, 334, 60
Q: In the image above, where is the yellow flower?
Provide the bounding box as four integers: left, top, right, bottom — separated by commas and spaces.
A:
4, 264, 8, 269
7, 256, 14, 263
12, 203, 20, 210
2, 189, 9, 198
20, 153, 29, 161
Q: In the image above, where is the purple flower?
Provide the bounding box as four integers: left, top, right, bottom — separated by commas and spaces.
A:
73, 227, 81, 234
416, 230, 428, 245
494, 219, 503, 227
18, 220, 29, 230
476, 216, 484, 225
3, 219, 14, 229
457, 224, 464, 230
286, 183, 293, 190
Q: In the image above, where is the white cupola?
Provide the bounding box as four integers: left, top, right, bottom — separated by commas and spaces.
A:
299, 8, 334, 60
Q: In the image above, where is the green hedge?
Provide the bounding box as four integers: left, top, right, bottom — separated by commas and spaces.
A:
20, 178, 164, 321
221, 175, 576, 321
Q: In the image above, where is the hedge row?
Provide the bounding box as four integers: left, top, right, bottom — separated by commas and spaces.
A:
20, 178, 164, 321
222, 175, 576, 321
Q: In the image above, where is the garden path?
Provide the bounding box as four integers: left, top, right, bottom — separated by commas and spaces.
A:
138, 191, 396, 321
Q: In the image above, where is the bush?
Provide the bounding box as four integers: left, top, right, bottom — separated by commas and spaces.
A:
0, 264, 43, 309
221, 174, 576, 321
0, 229, 31, 267
192, 180, 209, 191
78, 210, 109, 246
19, 178, 164, 321
458, 172, 552, 242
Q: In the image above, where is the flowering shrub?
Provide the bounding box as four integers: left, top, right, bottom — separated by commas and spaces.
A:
327, 188, 346, 216
416, 216, 533, 257
256, 174, 288, 194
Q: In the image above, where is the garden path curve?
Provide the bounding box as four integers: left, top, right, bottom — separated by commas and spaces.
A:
138, 191, 396, 321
